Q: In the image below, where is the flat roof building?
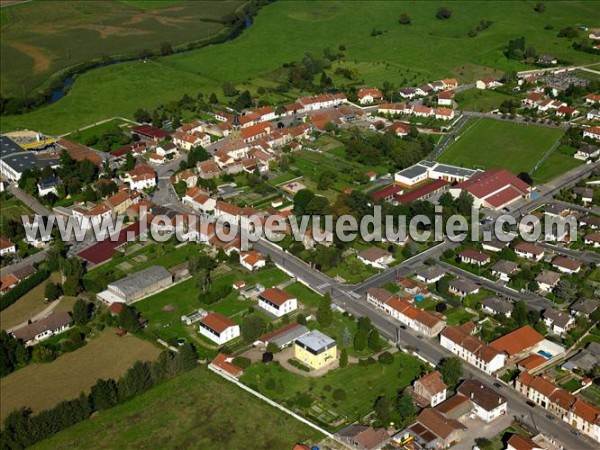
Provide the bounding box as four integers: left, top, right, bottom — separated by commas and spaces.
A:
105, 266, 172, 304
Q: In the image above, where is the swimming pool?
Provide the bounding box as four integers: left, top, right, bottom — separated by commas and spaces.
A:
414, 294, 425, 302
538, 350, 553, 359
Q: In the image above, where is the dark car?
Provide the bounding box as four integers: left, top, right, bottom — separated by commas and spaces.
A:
526, 400, 536, 408
493, 382, 502, 389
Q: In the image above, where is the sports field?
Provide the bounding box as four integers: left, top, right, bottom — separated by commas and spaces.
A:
2, 1, 598, 134
0, 0, 244, 97
0, 330, 160, 422
30, 367, 323, 450
438, 118, 565, 178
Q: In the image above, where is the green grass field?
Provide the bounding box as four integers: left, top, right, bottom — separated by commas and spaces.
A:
0, 192, 34, 220
456, 88, 517, 112
438, 118, 565, 180
0, 0, 244, 97
30, 366, 322, 450
241, 352, 422, 429
2, 1, 598, 134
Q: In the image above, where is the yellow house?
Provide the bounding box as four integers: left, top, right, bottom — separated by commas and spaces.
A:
294, 330, 337, 370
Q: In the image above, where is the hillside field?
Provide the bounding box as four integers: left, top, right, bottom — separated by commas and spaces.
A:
0, 0, 245, 96
0, 330, 160, 422
437, 118, 567, 181
2, 1, 599, 134
30, 367, 323, 450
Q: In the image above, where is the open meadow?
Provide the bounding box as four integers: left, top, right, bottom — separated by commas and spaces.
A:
2, 1, 598, 134
0, 330, 160, 422
30, 367, 322, 450
0, 0, 244, 96
437, 118, 566, 180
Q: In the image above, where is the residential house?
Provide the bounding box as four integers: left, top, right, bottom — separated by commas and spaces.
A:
415, 265, 445, 284
413, 370, 447, 407
172, 169, 198, 188
297, 92, 347, 111
197, 160, 221, 179
506, 434, 543, 450
481, 297, 513, 318
572, 187, 594, 204
366, 287, 395, 310
516, 372, 600, 443
543, 309, 575, 335
537, 54, 557, 65
386, 122, 411, 137
514, 242, 545, 261
399, 88, 417, 99
182, 187, 216, 214
294, 330, 337, 370
584, 232, 600, 247
302, 228, 334, 249
335, 425, 390, 450
491, 260, 519, 282
437, 90, 454, 106
457, 379, 507, 422
0, 273, 19, 293
476, 77, 503, 90
585, 93, 600, 104
449, 278, 480, 298
156, 142, 178, 157
209, 353, 244, 379
385, 297, 446, 338
410, 408, 466, 448
0, 237, 16, 256
214, 201, 242, 225
173, 131, 210, 150
105, 190, 134, 216
490, 326, 545, 360
240, 250, 266, 272
199, 313, 240, 345
587, 109, 600, 121
440, 323, 505, 374
123, 163, 156, 190
435, 107, 455, 120
459, 249, 491, 266
358, 88, 383, 105
556, 105, 579, 118
583, 126, 600, 141
258, 287, 297, 317
357, 247, 393, 269
11, 311, 72, 346
570, 298, 599, 317
535, 270, 561, 293
551, 256, 582, 274
37, 176, 60, 197
378, 102, 409, 115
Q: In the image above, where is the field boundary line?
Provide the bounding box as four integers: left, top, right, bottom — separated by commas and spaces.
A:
208, 365, 341, 443
440, 116, 482, 156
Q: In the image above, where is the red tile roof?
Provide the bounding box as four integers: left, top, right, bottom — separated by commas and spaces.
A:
457, 169, 529, 200
518, 353, 547, 371
259, 287, 294, 306
200, 313, 236, 333
395, 179, 448, 204
371, 184, 403, 202
210, 353, 244, 378
77, 222, 142, 264
490, 325, 544, 356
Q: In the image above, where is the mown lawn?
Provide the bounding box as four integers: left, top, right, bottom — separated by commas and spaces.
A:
241, 352, 423, 429
439, 118, 565, 175
31, 367, 322, 450
3, 1, 598, 134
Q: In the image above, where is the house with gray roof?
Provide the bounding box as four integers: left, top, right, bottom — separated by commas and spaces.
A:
481, 297, 514, 318
570, 298, 599, 317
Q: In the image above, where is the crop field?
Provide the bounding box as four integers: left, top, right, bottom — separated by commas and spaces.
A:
0, 0, 244, 97
3, 1, 598, 134
30, 367, 322, 450
0, 330, 160, 422
0, 272, 63, 331
438, 118, 565, 178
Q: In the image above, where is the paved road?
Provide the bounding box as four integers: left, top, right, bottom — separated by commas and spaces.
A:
429, 115, 470, 159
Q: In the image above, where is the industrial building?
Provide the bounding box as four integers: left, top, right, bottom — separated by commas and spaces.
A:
99, 266, 173, 304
